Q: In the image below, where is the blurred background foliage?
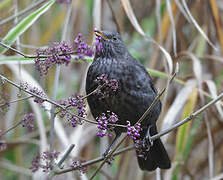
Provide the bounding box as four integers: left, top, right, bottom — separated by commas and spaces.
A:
0, 0, 223, 180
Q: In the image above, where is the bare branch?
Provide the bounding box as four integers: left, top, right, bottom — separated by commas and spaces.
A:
151, 91, 223, 141
0, 95, 33, 108
54, 145, 134, 175
0, 121, 22, 137
0, 74, 126, 128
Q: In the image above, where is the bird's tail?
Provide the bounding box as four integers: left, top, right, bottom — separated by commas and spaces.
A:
136, 138, 171, 171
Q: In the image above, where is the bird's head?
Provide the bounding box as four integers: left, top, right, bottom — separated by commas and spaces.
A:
94, 30, 127, 58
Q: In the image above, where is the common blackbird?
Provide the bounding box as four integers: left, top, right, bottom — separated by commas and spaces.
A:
85, 30, 171, 171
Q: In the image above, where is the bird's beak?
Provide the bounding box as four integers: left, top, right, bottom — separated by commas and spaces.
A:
94, 30, 108, 40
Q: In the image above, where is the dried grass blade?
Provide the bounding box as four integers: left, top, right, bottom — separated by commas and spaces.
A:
182, 0, 217, 50
121, 0, 173, 73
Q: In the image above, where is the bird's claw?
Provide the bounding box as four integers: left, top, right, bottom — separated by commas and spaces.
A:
102, 150, 114, 164
102, 149, 110, 159
142, 125, 154, 151
142, 136, 153, 151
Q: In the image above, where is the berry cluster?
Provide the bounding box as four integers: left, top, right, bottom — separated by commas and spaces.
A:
134, 139, 147, 159
68, 94, 86, 117
21, 113, 35, 132
74, 33, 94, 60
126, 121, 147, 158
126, 121, 141, 141
70, 158, 87, 174
30, 151, 60, 173
34, 31, 104, 76
29, 155, 40, 172
96, 113, 107, 137
35, 42, 73, 75
94, 74, 118, 99
57, 99, 68, 118
56, 94, 86, 127
96, 111, 118, 137
29, 87, 46, 104
42, 151, 60, 160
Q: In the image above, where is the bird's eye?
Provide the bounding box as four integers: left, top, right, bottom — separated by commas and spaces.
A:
112, 37, 117, 41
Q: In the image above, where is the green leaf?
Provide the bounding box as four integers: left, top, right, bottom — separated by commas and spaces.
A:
147, 68, 185, 85
0, 57, 33, 62
0, 0, 55, 54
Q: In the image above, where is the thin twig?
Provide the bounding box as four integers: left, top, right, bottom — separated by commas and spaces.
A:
0, 121, 22, 137
55, 145, 134, 175
0, 42, 30, 57
49, 145, 75, 178
0, 95, 33, 108
82, 84, 105, 99
89, 136, 127, 180
137, 70, 177, 125
0, 41, 91, 59
151, 91, 223, 141
0, 74, 59, 107
56, 144, 75, 168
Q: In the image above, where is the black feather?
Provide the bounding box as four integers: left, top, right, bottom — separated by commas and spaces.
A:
86, 31, 171, 171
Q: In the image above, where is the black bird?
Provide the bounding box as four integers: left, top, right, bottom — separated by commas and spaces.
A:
85, 30, 171, 171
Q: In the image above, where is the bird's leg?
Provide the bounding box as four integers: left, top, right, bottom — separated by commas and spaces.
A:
142, 125, 154, 151
103, 133, 121, 158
